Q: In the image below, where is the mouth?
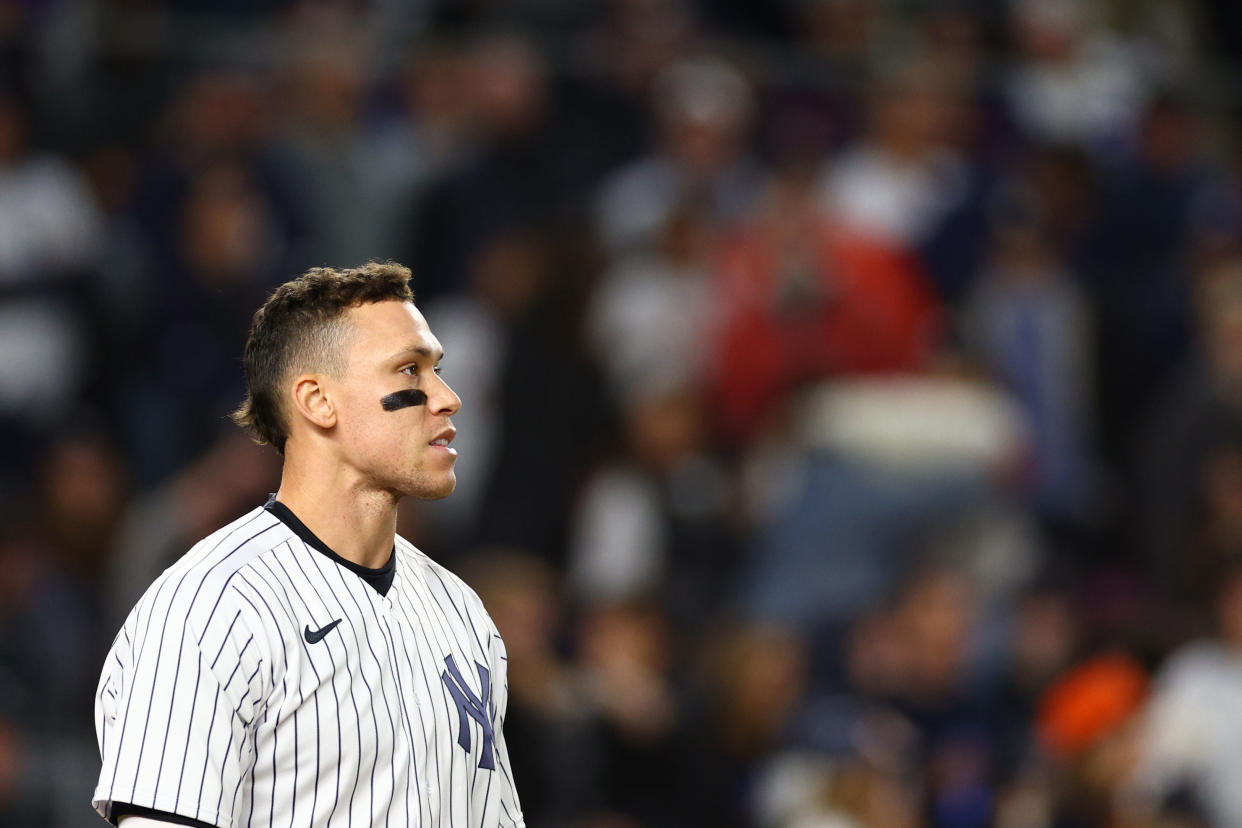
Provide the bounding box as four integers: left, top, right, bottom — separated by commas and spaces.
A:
429, 427, 457, 455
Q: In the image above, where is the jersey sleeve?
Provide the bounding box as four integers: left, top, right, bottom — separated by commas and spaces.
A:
489, 629, 525, 828
94, 583, 270, 828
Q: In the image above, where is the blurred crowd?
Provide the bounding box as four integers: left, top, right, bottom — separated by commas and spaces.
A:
6, 0, 1242, 825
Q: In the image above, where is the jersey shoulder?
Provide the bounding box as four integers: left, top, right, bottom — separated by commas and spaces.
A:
123, 506, 294, 639
106, 507, 296, 721
395, 536, 497, 634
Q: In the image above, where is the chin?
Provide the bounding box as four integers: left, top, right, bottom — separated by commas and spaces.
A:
405, 473, 456, 501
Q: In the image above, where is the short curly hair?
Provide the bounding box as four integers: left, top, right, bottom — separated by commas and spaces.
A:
232, 261, 415, 453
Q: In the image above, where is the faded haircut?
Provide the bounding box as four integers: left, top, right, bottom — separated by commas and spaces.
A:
232, 261, 415, 453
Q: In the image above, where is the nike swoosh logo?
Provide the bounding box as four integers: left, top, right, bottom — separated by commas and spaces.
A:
304, 619, 342, 644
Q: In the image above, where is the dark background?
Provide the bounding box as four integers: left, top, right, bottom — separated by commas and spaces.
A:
4, 0, 1242, 825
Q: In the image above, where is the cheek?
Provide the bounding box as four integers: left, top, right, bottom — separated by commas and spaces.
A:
339, 393, 405, 449
336, 386, 433, 459
374, 406, 431, 454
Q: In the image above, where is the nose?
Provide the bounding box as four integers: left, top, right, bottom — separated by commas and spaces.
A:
429, 373, 462, 416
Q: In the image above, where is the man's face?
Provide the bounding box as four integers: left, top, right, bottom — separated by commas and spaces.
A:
330, 300, 461, 500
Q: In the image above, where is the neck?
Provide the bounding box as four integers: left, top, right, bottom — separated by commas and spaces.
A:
275, 446, 399, 569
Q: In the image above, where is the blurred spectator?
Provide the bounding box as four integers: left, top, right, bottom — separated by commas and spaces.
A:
815, 56, 973, 256
133, 69, 307, 265
996, 582, 1083, 735
116, 69, 312, 480
397, 39, 476, 168
845, 566, 1008, 828
1003, 0, 1152, 154
689, 624, 809, 828
577, 200, 737, 628
1033, 651, 1149, 827
1132, 555, 1242, 827
588, 203, 714, 400
417, 220, 583, 557
574, 601, 686, 826
596, 56, 763, 255
558, 0, 697, 200
962, 179, 1096, 522
1139, 259, 1242, 603
126, 159, 298, 479
707, 165, 942, 445
384, 39, 481, 268
0, 87, 102, 465
37, 428, 129, 591
568, 383, 737, 635
464, 224, 609, 567
1084, 93, 1211, 462
409, 34, 565, 302
753, 750, 920, 828
0, 90, 99, 279
990, 650, 1148, 827
741, 376, 1030, 631
0, 508, 98, 827
275, 16, 395, 265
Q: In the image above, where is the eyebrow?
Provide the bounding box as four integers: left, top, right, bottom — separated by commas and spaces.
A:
388, 345, 443, 362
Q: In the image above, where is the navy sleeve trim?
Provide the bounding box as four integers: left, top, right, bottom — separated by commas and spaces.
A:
109, 802, 219, 828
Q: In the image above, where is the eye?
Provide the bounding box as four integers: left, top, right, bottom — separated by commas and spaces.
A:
400, 362, 443, 378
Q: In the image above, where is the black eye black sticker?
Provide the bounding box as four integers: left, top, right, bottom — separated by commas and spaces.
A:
380, 390, 427, 411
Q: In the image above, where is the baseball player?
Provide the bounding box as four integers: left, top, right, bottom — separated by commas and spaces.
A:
92, 262, 523, 827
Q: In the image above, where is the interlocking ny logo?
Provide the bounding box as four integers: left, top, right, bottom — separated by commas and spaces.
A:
440, 654, 496, 770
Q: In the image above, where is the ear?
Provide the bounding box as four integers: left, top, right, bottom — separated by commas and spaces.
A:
290, 373, 337, 431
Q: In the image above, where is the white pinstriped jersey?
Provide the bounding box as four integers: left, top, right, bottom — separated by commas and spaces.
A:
93, 504, 523, 828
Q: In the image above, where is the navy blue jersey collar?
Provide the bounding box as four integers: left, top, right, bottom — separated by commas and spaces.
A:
264, 494, 395, 596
